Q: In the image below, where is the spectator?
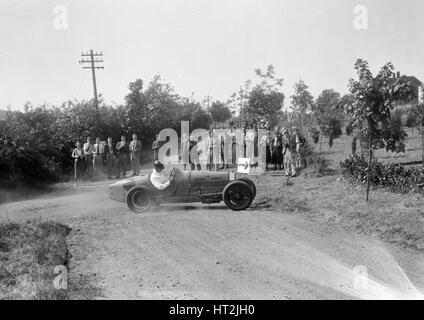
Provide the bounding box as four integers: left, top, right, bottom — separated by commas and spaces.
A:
152, 134, 161, 162
293, 127, 305, 170
180, 132, 189, 171
271, 126, 283, 170
231, 127, 237, 167
283, 129, 296, 177
93, 137, 104, 179
129, 133, 142, 176
116, 135, 129, 179
263, 130, 271, 170
71, 141, 85, 182
83, 137, 95, 179
189, 135, 201, 171
105, 137, 117, 179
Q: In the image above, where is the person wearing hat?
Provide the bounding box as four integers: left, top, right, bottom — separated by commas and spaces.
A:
150, 160, 172, 190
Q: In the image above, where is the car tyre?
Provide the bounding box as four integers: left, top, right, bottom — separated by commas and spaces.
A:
223, 180, 253, 211
237, 177, 256, 200
126, 187, 152, 213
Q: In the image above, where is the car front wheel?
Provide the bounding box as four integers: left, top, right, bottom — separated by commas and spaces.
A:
222, 180, 253, 211
126, 187, 152, 213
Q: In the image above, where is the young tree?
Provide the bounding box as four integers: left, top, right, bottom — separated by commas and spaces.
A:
346, 59, 411, 200
290, 80, 314, 134
314, 89, 344, 147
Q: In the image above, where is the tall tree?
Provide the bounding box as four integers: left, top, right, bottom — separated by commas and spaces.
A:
290, 80, 314, 133
208, 101, 232, 123
346, 59, 411, 200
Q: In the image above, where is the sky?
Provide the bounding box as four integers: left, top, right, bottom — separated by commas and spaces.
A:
1, 0, 423, 111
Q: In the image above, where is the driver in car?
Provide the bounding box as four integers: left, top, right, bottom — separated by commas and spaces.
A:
150, 160, 172, 190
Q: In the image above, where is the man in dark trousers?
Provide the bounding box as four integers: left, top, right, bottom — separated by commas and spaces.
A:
104, 137, 117, 179
116, 135, 129, 179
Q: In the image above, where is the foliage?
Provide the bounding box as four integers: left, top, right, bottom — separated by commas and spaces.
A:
229, 65, 284, 128
341, 155, 424, 194
208, 101, 232, 123
345, 59, 411, 153
313, 89, 344, 144
290, 80, 314, 133
0, 74, 217, 188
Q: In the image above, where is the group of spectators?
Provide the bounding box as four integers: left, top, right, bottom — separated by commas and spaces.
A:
71, 124, 306, 182
71, 133, 142, 182
179, 124, 306, 177
264, 126, 305, 176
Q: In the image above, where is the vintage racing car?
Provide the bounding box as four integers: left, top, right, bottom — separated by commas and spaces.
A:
109, 168, 256, 213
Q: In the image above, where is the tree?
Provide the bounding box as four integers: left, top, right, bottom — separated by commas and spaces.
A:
313, 89, 343, 148
229, 65, 284, 128
346, 59, 411, 200
208, 101, 232, 123
290, 80, 314, 133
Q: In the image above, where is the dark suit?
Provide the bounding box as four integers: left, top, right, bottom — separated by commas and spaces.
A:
105, 143, 117, 178
116, 141, 129, 178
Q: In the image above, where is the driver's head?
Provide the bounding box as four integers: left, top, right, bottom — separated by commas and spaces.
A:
153, 160, 165, 172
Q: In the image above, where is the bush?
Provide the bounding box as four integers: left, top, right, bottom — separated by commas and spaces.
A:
340, 155, 424, 193
0, 140, 60, 189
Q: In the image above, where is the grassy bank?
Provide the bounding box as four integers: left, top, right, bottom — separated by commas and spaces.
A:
251, 168, 424, 251
0, 220, 100, 299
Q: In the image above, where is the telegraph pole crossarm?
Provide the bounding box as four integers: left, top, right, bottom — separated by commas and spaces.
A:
79, 49, 104, 109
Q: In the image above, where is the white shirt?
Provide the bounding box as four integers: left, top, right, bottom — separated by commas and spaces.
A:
150, 169, 170, 190
83, 142, 96, 156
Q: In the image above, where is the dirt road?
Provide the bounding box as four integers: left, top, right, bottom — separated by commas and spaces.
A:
1, 179, 424, 300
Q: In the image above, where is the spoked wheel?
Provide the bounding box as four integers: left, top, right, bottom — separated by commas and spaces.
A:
222, 180, 253, 211
126, 187, 151, 213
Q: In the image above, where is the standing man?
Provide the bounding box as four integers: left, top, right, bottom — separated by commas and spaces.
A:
282, 129, 296, 176
129, 133, 142, 176
93, 137, 104, 179
152, 134, 161, 162
292, 127, 304, 170
116, 135, 129, 179
271, 126, 283, 170
72, 141, 85, 183
83, 137, 96, 180
104, 137, 117, 179
180, 132, 189, 171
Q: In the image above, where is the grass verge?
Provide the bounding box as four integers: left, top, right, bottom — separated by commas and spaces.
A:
0, 220, 100, 299
252, 172, 424, 251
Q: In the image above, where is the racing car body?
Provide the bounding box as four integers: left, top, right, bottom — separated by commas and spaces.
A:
109, 168, 256, 213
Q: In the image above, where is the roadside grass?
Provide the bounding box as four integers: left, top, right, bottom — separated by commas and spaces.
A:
253, 127, 424, 251
0, 220, 100, 299
254, 173, 424, 250
317, 127, 422, 169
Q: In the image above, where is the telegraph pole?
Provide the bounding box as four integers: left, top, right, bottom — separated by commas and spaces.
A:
79, 50, 104, 109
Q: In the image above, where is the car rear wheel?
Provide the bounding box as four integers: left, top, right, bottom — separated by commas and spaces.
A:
223, 180, 253, 211
237, 177, 256, 200
126, 187, 151, 213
